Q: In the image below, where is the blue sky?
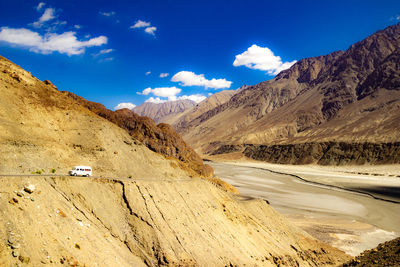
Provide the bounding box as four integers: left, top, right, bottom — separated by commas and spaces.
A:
0, 0, 399, 110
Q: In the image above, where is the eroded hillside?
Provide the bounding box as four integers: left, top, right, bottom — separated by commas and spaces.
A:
0, 55, 211, 177
0, 176, 350, 266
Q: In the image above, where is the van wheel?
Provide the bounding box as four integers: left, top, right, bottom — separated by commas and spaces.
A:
86, 174, 89, 177
74, 173, 77, 176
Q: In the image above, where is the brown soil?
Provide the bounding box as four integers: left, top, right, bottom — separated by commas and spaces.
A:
343, 237, 400, 266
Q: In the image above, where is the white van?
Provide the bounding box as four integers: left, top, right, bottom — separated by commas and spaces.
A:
69, 166, 92, 177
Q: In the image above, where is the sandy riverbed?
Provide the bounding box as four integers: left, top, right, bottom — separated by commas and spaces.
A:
210, 161, 400, 256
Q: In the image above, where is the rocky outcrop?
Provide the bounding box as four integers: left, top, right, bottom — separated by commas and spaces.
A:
343, 237, 400, 266
259, 142, 400, 165
62, 92, 213, 177
211, 142, 400, 165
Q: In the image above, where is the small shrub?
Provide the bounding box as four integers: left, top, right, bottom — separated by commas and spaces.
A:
50, 168, 56, 174
128, 175, 132, 178
32, 169, 42, 175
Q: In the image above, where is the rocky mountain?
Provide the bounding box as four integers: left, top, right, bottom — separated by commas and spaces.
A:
180, 23, 400, 165
166, 89, 238, 130
0, 55, 350, 266
133, 99, 196, 123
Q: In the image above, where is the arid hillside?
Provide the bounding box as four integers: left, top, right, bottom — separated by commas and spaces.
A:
0, 55, 212, 177
0, 55, 351, 266
133, 99, 196, 123
179, 23, 400, 165
0, 176, 350, 266
62, 92, 212, 177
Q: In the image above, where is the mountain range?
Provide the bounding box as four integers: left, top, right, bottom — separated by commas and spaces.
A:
0, 54, 350, 266
174, 23, 400, 165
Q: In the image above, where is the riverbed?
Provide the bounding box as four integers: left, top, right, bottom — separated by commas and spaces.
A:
210, 161, 400, 256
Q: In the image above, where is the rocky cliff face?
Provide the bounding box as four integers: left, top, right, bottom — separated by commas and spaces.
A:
179, 23, 400, 165
133, 99, 196, 123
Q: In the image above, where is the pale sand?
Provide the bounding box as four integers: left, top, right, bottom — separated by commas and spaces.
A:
210, 161, 400, 256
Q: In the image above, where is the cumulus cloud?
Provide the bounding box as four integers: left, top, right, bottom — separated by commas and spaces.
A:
145, 97, 167, 104
0, 27, 107, 55
130, 20, 157, 36
36, 2, 46, 11
130, 20, 151, 29
140, 86, 181, 98
32, 7, 56, 28
144, 26, 157, 35
74, 24, 81, 29
99, 11, 116, 17
145, 71, 151, 75
171, 71, 232, 89
114, 102, 136, 110
159, 73, 169, 78
233, 44, 296, 75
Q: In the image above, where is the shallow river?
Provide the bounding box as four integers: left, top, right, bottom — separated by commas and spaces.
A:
210, 162, 400, 243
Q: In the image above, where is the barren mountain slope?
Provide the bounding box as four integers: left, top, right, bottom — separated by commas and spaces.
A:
0, 176, 350, 266
0, 56, 188, 178
133, 99, 196, 123
62, 92, 212, 177
180, 24, 400, 164
167, 89, 237, 130
0, 55, 351, 266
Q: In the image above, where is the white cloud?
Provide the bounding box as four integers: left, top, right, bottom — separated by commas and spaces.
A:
140, 86, 181, 98
99, 48, 114, 54
145, 71, 151, 75
144, 26, 156, 35
130, 20, 151, 29
114, 102, 136, 110
74, 24, 81, 29
145, 94, 206, 104
145, 97, 167, 104
0, 27, 107, 56
130, 20, 157, 36
171, 71, 232, 89
99, 11, 116, 17
176, 94, 206, 103
32, 7, 56, 28
233, 44, 297, 75
36, 2, 46, 11
159, 73, 169, 78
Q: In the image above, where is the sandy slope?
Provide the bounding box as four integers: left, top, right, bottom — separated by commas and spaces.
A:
0, 176, 350, 266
